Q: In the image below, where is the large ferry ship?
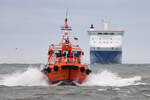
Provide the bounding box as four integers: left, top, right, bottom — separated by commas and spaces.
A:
88, 18, 124, 64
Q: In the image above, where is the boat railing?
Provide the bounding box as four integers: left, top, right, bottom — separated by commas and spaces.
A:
54, 57, 80, 64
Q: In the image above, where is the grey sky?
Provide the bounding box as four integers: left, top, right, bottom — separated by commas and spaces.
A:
0, 0, 150, 63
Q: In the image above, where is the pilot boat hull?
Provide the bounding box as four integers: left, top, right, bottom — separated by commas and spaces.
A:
43, 64, 91, 85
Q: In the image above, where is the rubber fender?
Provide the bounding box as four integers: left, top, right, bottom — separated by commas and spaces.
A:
80, 67, 85, 73
48, 51, 50, 55
86, 69, 92, 75
47, 67, 51, 73
54, 66, 59, 72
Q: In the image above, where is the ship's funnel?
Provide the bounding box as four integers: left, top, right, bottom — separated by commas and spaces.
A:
102, 17, 111, 30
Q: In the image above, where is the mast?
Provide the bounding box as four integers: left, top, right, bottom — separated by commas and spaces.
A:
60, 10, 72, 45
61, 10, 72, 31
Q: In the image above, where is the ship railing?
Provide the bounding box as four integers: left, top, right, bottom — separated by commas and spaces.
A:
51, 44, 81, 48
50, 46, 82, 51
54, 57, 80, 64
90, 47, 122, 51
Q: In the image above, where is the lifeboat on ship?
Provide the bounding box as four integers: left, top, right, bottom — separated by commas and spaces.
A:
42, 14, 91, 85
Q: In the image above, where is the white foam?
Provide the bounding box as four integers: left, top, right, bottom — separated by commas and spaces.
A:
0, 67, 49, 86
0, 68, 144, 87
82, 70, 143, 87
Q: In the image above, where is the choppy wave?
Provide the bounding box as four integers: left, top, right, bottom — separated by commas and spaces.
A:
82, 70, 144, 87
0, 67, 145, 87
0, 67, 49, 86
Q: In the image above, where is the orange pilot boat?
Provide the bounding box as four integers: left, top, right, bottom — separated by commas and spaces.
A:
42, 14, 91, 85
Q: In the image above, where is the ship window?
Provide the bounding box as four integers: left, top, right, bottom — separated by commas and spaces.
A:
74, 51, 81, 58
98, 33, 102, 35
70, 51, 74, 58
63, 51, 67, 57
110, 33, 114, 35
67, 51, 71, 57
104, 33, 108, 35
55, 50, 62, 57
63, 51, 74, 58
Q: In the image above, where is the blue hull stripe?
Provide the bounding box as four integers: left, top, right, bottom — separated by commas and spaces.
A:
90, 51, 122, 64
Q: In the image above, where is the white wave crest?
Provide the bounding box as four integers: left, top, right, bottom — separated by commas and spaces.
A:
0, 68, 144, 87
82, 70, 143, 87
0, 67, 49, 86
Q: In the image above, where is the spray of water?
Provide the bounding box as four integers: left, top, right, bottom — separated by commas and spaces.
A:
82, 70, 143, 87
0, 67, 49, 86
0, 67, 144, 87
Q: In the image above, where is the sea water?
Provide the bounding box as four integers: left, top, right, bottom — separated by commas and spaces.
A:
0, 64, 150, 100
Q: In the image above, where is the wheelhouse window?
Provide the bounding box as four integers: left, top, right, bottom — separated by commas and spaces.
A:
55, 50, 62, 57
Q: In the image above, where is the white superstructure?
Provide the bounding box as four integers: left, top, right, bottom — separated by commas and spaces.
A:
88, 18, 124, 64
89, 31, 123, 50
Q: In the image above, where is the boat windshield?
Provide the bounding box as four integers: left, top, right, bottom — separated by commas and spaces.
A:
55, 50, 62, 57
62, 50, 81, 58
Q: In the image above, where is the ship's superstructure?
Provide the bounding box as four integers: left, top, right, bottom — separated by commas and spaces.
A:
88, 18, 124, 64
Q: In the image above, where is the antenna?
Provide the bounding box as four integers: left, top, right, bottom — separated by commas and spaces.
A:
66, 8, 68, 18
65, 8, 69, 27
60, 9, 72, 31
102, 17, 111, 30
